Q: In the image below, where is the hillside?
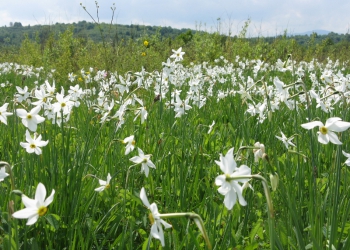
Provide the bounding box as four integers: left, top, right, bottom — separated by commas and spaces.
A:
0, 21, 193, 47
1, 21, 350, 48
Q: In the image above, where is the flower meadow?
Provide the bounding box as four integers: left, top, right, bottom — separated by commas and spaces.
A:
1, 49, 350, 249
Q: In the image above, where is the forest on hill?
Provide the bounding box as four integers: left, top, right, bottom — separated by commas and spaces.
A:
0, 21, 192, 47
1, 20, 350, 81
1, 21, 350, 48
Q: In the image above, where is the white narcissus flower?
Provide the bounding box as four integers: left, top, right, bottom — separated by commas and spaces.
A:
275, 131, 296, 149
253, 142, 265, 162
53, 92, 74, 115
207, 120, 215, 134
215, 147, 251, 210
122, 135, 135, 155
342, 151, 350, 166
31, 87, 51, 107
173, 96, 191, 118
170, 47, 185, 61
16, 105, 45, 132
20, 130, 49, 155
129, 148, 156, 177
0, 103, 13, 125
12, 183, 55, 225
15, 86, 30, 102
301, 117, 350, 145
140, 187, 172, 247
0, 167, 9, 182
95, 173, 112, 192
273, 77, 290, 102
133, 98, 148, 124
45, 80, 56, 96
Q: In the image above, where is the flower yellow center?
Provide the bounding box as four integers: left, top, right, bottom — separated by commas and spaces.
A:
320, 126, 328, 135
27, 114, 32, 119
30, 144, 36, 148
148, 212, 155, 225
38, 206, 48, 216
132, 140, 136, 146
105, 184, 110, 189
61, 102, 66, 107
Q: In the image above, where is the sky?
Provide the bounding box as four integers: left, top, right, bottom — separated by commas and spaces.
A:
0, 0, 349, 37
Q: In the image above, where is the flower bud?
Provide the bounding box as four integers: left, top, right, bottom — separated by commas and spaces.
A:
262, 153, 270, 164
270, 173, 279, 191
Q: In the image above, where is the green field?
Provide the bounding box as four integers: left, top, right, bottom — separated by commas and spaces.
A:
1, 21, 350, 250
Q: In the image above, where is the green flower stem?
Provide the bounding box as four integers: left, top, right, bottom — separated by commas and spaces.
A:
287, 150, 308, 160
125, 163, 139, 189
225, 174, 276, 249
159, 212, 212, 250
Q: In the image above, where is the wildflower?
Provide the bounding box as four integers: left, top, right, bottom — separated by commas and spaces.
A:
95, 173, 112, 192
68, 84, 83, 98
0, 167, 9, 182
100, 100, 115, 123
140, 187, 172, 247
208, 120, 215, 134
275, 131, 296, 149
122, 135, 135, 155
301, 117, 350, 145
141, 52, 147, 56
20, 130, 49, 155
129, 148, 156, 177
170, 47, 185, 61
45, 80, 56, 96
143, 40, 149, 47
253, 142, 265, 162
15, 86, 30, 103
133, 98, 148, 124
68, 73, 76, 82
31, 87, 51, 107
215, 147, 251, 210
12, 182, 55, 225
16, 105, 45, 132
270, 173, 279, 191
53, 92, 74, 115
162, 58, 175, 68
0, 103, 13, 125
173, 96, 191, 118
273, 77, 290, 102
342, 151, 350, 166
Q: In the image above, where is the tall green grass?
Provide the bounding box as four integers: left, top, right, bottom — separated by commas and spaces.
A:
1, 38, 350, 250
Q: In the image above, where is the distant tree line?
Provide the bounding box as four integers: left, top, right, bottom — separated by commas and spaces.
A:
0, 21, 193, 47
1, 21, 350, 48
1, 20, 350, 77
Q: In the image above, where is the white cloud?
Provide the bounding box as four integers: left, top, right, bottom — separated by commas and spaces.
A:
0, 0, 349, 35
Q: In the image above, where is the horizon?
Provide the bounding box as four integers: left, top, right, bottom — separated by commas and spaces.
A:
1, 0, 349, 37
0, 21, 341, 38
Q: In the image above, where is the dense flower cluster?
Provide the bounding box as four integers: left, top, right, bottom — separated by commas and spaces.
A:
2, 48, 350, 248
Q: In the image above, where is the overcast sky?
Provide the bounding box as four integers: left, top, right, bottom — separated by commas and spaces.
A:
0, 0, 349, 37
